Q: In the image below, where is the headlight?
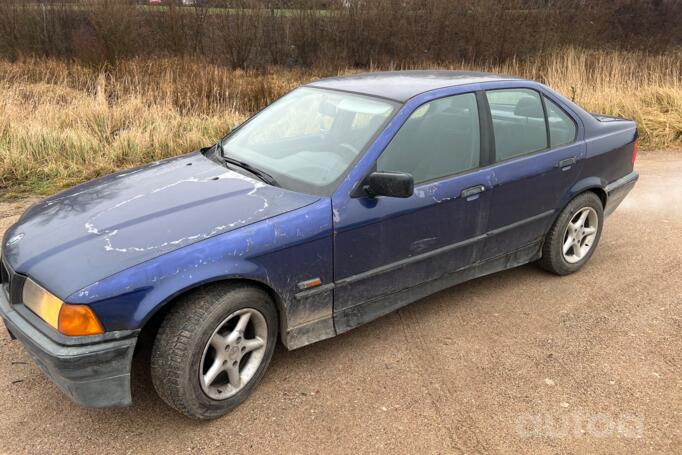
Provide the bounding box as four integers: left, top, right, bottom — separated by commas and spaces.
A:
22, 278, 103, 336
22, 278, 62, 329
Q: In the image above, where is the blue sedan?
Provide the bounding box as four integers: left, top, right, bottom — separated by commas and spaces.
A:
0, 71, 638, 419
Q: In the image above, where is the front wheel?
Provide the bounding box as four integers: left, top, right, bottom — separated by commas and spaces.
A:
150, 284, 278, 420
538, 192, 604, 276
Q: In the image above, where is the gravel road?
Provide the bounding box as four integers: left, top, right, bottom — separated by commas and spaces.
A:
0, 153, 680, 454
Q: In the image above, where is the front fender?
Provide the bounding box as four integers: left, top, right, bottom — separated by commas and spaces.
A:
66, 199, 334, 348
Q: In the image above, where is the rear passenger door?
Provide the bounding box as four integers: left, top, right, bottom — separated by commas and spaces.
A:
481, 87, 585, 260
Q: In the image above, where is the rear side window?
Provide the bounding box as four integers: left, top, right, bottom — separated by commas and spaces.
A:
545, 97, 577, 147
486, 89, 548, 161
377, 93, 480, 184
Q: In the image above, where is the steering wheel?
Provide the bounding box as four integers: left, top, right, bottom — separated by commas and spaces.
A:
334, 143, 359, 162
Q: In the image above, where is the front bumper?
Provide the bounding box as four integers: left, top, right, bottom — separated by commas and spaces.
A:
0, 288, 137, 408
604, 170, 639, 217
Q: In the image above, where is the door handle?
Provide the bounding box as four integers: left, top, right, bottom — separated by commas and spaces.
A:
461, 185, 486, 200
558, 157, 576, 169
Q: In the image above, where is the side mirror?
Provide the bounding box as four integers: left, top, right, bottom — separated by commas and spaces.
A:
364, 172, 414, 198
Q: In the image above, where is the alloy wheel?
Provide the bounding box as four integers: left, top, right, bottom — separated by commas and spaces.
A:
199, 308, 268, 400
562, 207, 599, 264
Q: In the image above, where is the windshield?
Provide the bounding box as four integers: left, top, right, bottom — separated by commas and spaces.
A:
221, 87, 397, 195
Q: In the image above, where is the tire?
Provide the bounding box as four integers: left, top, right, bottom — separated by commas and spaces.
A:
150, 283, 278, 420
538, 192, 604, 276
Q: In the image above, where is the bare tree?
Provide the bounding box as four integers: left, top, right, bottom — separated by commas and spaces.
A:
84, 0, 141, 64
215, 0, 263, 68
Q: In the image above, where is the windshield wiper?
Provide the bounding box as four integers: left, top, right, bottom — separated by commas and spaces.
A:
214, 141, 279, 187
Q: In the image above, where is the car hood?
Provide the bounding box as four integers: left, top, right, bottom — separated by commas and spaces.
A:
2, 152, 319, 299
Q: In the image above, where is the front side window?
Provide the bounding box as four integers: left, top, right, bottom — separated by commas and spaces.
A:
377, 93, 480, 184
545, 97, 577, 147
223, 87, 396, 195
486, 88, 548, 161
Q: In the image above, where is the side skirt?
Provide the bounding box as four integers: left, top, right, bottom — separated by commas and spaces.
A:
333, 240, 543, 334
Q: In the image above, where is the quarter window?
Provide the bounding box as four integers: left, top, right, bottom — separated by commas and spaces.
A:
486, 89, 548, 161
545, 97, 577, 147
377, 93, 480, 184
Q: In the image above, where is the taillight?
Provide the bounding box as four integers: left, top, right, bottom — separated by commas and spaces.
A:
632, 139, 639, 164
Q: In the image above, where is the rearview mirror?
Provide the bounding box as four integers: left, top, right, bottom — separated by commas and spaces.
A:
364, 172, 414, 198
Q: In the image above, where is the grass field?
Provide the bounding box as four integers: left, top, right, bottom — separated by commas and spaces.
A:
1, 48, 680, 196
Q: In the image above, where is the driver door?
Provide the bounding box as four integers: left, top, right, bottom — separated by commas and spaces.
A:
331, 92, 494, 333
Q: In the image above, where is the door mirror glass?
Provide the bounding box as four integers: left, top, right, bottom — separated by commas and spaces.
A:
364, 172, 414, 198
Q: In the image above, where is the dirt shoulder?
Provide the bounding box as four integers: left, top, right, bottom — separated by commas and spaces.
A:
0, 198, 37, 239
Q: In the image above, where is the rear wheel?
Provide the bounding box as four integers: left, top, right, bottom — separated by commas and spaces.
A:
539, 192, 604, 275
150, 284, 277, 420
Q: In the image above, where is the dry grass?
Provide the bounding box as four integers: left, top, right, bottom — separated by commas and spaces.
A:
491, 48, 682, 149
1, 48, 680, 196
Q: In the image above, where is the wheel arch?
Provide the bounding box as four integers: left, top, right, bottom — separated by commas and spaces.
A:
544, 182, 607, 244
587, 187, 607, 209
563, 176, 608, 211
138, 277, 287, 348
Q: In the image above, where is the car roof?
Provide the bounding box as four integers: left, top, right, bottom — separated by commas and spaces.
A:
306, 70, 522, 103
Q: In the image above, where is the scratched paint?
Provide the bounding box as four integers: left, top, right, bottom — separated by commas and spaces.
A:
72, 198, 335, 346
84, 171, 270, 254
2, 152, 319, 299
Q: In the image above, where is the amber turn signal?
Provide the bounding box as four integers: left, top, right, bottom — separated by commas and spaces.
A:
58, 304, 104, 336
